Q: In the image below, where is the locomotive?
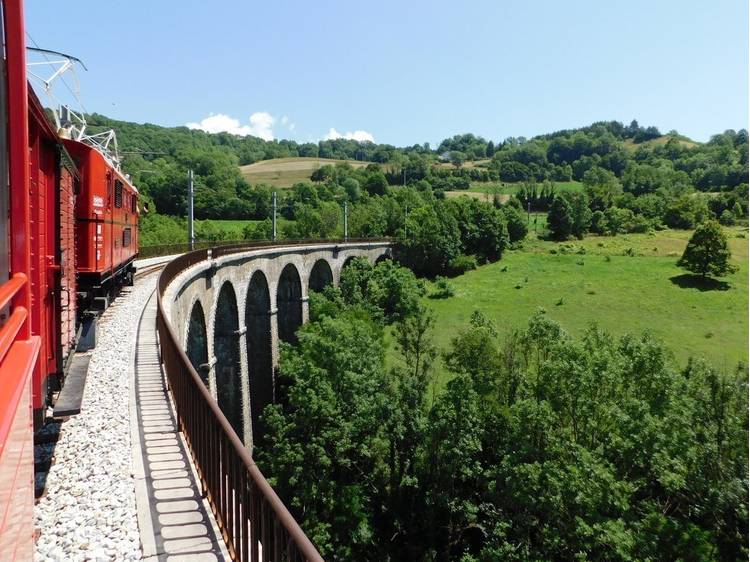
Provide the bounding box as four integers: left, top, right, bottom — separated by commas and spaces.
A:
0, 1, 140, 556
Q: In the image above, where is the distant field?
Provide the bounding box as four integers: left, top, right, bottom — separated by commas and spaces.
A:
416, 225, 748, 390
436, 158, 491, 170
240, 157, 372, 188
445, 180, 583, 201
195, 218, 297, 239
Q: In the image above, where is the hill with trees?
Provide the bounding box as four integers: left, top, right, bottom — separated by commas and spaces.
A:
80, 115, 747, 237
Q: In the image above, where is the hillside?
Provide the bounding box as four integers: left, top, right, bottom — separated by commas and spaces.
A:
622, 133, 700, 151
240, 157, 372, 188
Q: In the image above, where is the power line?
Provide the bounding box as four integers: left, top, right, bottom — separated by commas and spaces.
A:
25, 31, 89, 116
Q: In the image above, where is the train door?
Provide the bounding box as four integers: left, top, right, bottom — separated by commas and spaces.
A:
57, 159, 77, 367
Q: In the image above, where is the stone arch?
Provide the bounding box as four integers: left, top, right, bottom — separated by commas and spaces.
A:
375, 253, 391, 265
341, 255, 359, 270
213, 282, 244, 441
308, 259, 333, 293
277, 263, 303, 345
185, 300, 209, 387
246, 270, 273, 445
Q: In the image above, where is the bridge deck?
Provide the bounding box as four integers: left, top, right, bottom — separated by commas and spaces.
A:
133, 290, 229, 561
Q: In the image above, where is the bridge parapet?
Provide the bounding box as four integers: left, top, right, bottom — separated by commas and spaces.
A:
155, 239, 391, 561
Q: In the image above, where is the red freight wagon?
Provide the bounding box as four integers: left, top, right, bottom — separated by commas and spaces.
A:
28, 90, 79, 428
63, 139, 139, 309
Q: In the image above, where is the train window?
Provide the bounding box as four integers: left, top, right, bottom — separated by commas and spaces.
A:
114, 179, 123, 208
123, 228, 131, 247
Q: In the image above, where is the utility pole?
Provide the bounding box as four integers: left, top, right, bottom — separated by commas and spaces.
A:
344, 200, 348, 240
526, 196, 531, 225
272, 191, 277, 241
187, 169, 195, 250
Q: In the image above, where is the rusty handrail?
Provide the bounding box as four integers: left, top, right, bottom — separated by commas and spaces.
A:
155, 238, 390, 561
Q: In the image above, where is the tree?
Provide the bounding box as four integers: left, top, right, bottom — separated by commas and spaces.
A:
449, 151, 466, 169
486, 140, 496, 158
677, 220, 737, 279
564, 191, 592, 239
364, 172, 388, 196
583, 166, 621, 211
547, 196, 574, 239
396, 204, 462, 277
503, 205, 528, 243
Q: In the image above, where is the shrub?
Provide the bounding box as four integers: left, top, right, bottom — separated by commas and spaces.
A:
430, 276, 455, 299
720, 209, 736, 226
503, 205, 528, 243
448, 254, 478, 275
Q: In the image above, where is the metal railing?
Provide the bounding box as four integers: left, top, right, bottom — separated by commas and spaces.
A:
141, 236, 391, 260
155, 239, 390, 561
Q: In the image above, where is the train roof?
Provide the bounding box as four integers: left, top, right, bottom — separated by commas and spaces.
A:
62, 137, 140, 195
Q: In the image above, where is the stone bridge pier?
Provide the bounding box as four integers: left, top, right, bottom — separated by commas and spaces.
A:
162, 241, 392, 450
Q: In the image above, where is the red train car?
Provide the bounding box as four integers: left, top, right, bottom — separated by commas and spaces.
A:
0, 1, 141, 555
63, 139, 138, 310
28, 91, 79, 429
0, 1, 40, 558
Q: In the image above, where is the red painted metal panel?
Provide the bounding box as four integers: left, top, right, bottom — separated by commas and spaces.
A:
0, 1, 44, 557
65, 139, 139, 279
0, 337, 39, 561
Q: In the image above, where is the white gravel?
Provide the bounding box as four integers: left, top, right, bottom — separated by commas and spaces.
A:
35, 275, 157, 562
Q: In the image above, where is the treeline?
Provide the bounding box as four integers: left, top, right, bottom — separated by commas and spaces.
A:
80, 113, 748, 226
541, 166, 748, 240
258, 258, 749, 561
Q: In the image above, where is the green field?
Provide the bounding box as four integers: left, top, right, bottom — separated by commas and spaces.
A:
418, 226, 748, 388
239, 157, 371, 188
445, 180, 583, 202
469, 180, 583, 194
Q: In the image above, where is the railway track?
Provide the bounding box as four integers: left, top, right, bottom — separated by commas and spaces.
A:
133, 261, 167, 280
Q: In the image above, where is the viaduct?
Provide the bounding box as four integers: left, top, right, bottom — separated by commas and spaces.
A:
161, 240, 392, 450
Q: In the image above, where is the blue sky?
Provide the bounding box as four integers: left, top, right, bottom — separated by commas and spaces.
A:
26, 0, 747, 146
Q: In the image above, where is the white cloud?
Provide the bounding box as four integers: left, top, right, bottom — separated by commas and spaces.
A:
185, 111, 276, 140
247, 112, 275, 140
281, 115, 296, 132
324, 127, 375, 143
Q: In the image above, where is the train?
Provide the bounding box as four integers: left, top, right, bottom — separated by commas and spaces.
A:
0, 1, 140, 557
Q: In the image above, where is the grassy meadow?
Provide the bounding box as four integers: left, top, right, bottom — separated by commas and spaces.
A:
445, 180, 583, 202
239, 157, 371, 188
414, 225, 748, 390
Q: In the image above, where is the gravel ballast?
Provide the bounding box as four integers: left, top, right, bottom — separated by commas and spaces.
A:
35, 275, 157, 562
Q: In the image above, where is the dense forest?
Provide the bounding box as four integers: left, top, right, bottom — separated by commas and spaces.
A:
84, 115, 748, 244
255, 258, 748, 561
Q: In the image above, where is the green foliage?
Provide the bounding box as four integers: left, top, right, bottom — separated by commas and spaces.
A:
397, 203, 462, 277
430, 276, 455, 299
138, 212, 186, 245
663, 196, 710, 229
446, 197, 510, 262
678, 220, 738, 278
502, 205, 528, 243
547, 196, 574, 239
447, 254, 478, 275
337, 257, 425, 322
258, 310, 387, 559
262, 298, 748, 559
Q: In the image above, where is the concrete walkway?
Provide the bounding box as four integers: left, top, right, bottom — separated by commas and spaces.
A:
131, 290, 229, 561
